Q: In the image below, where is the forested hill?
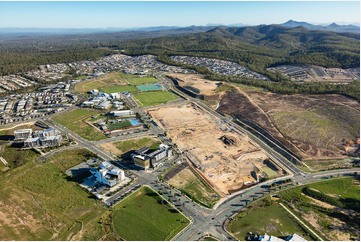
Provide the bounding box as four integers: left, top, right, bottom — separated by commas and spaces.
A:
121, 25, 360, 70
0, 24, 359, 77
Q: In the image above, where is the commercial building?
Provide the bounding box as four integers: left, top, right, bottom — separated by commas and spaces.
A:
14, 128, 33, 140
132, 144, 172, 170
89, 161, 125, 187
109, 110, 134, 117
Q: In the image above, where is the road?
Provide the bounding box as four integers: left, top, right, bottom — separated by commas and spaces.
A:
37, 73, 360, 241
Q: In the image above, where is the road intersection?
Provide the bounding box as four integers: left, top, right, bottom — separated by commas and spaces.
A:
36, 73, 360, 241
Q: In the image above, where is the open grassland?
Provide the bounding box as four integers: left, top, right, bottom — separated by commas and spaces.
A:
99, 137, 160, 157
53, 109, 106, 141
124, 76, 159, 85
168, 167, 220, 208
74, 72, 159, 94
228, 200, 313, 240
0, 145, 40, 169
302, 158, 358, 172
279, 177, 360, 240
133, 91, 179, 107
112, 186, 189, 241
100, 85, 138, 94
0, 148, 106, 240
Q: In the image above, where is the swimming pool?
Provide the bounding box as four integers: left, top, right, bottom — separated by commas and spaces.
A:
130, 119, 141, 126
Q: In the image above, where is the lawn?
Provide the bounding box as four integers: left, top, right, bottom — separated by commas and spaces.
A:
53, 109, 106, 141
107, 121, 132, 130
0, 149, 106, 240
228, 201, 312, 241
112, 186, 189, 240
100, 85, 138, 94
168, 167, 220, 208
133, 91, 179, 107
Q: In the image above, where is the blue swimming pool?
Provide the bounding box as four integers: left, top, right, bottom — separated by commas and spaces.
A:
130, 119, 141, 126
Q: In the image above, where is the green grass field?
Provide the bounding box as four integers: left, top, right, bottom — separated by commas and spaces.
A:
0, 148, 106, 240
107, 121, 132, 130
168, 167, 220, 208
114, 137, 161, 158
0, 146, 40, 169
112, 186, 189, 241
100, 85, 138, 94
124, 76, 159, 85
279, 177, 360, 240
133, 91, 178, 107
228, 201, 312, 240
53, 109, 106, 141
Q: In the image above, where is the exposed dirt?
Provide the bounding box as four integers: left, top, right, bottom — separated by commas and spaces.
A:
148, 103, 282, 195
99, 142, 123, 156
217, 89, 360, 160
167, 73, 219, 96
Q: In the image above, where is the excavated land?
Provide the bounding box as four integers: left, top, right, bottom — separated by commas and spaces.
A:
217, 88, 360, 160
148, 102, 282, 196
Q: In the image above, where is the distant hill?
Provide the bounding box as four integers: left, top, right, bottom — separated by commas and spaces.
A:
281, 20, 360, 33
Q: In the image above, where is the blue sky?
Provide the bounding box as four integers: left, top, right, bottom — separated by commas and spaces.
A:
0, 1, 359, 28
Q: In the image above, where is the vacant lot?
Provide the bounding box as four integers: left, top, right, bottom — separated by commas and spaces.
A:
148, 103, 280, 195
100, 85, 138, 94
125, 76, 159, 85
53, 109, 106, 141
100, 137, 160, 156
74, 72, 128, 93
0, 145, 40, 169
168, 166, 220, 207
228, 201, 312, 240
112, 186, 189, 240
217, 89, 360, 160
0, 148, 106, 240
133, 91, 179, 107
279, 177, 360, 240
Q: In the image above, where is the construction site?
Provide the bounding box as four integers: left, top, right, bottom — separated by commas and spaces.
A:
147, 102, 283, 196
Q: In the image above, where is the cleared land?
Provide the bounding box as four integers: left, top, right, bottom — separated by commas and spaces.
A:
112, 186, 189, 240
74, 72, 128, 93
0, 148, 106, 241
228, 200, 313, 240
133, 91, 179, 107
53, 109, 106, 141
168, 166, 220, 207
99, 137, 160, 156
279, 177, 360, 240
217, 88, 360, 161
148, 103, 282, 195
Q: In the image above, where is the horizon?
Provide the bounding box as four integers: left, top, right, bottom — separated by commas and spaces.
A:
0, 1, 359, 29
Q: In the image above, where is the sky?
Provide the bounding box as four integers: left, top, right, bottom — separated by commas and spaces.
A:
0, 1, 359, 28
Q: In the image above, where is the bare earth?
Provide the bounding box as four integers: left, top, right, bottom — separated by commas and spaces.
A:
148, 102, 282, 196
167, 73, 219, 96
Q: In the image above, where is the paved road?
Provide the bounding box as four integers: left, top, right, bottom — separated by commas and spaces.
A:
38, 74, 360, 241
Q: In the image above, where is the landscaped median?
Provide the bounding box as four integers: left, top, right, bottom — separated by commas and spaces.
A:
110, 185, 190, 241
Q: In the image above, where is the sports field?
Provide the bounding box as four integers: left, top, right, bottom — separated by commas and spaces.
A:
112, 186, 189, 240
0, 148, 106, 240
53, 109, 106, 141
125, 76, 159, 85
137, 83, 164, 92
133, 91, 178, 107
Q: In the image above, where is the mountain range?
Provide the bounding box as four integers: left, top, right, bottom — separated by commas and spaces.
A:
281, 20, 359, 33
